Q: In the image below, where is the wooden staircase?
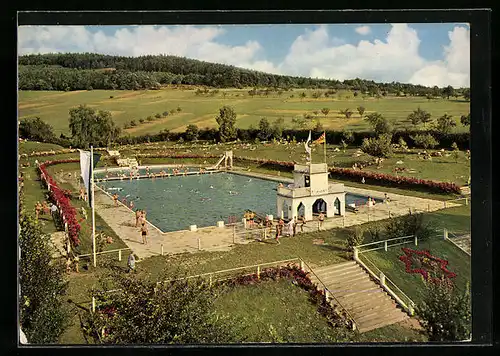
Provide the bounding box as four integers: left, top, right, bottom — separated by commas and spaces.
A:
309, 261, 409, 333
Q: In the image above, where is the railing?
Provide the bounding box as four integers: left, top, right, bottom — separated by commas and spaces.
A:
443, 228, 471, 256
298, 258, 357, 331
157, 258, 302, 286
353, 235, 418, 316
356, 253, 416, 316
78, 247, 131, 262
356, 235, 416, 254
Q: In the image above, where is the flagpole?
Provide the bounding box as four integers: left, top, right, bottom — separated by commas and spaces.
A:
91, 145, 96, 268
323, 131, 327, 164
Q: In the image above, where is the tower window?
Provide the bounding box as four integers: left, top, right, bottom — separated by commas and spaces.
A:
305, 175, 310, 187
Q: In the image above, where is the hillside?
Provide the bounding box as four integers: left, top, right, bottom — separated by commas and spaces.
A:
18, 53, 468, 96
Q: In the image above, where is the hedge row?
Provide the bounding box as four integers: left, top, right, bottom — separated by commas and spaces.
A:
116, 129, 469, 150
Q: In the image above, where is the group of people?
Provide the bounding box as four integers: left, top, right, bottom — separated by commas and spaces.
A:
34, 200, 58, 221
135, 209, 148, 244
256, 215, 310, 245
79, 187, 88, 201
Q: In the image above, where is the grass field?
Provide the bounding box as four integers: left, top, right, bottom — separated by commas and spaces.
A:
213, 279, 427, 343
18, 88, 470, 136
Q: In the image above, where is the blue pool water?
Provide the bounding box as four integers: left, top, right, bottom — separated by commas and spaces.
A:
97, 172, 281, 232
95, 166, 200, 179
97, 172, 380, 232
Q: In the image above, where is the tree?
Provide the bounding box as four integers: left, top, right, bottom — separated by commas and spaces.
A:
69, 105, 121, 148
407, 107, 431, 127
313, 120, 324, 133
155, 113, 162, 119
442, 85, 455, 99
398, 137, 408, 151
257, 117, 273, 141
451, 142, 460, 162
340, 139, 348, 153
176, 106, 182, 112
361, 133, 393, 163
82, 268, 241, 344
460, 113, 470, 126
340, 109, 353, 119
364, 113, 392, 135
185, 124, 200, 141
435, 114, 456, 134
291, 116, 307, 129
417, 280, 471, 341
341, 130, 355, 145
411, 133, 439, 149
462, 88, 470, 101
321, 108, 330, 117
357, 106, 365, 117
300, 92, 307, 100
271, 117, 285, 140
215, 106, 237, 143
19, 117, 56, 143
313, 110, 319, 117
19, 213, 70, 343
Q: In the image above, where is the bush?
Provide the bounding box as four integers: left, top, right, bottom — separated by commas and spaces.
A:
155, 113, 162, 119
19, 117, 57, 143
139, 118, 145, 124
411, 133, 439, 149
345, 227, 365, 250
130, 120, 137, 127
146, 116, 154, 121
163, 111, 169, 117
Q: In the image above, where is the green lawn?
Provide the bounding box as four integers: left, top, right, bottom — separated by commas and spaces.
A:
19, 141, 65, 155
214, 279, 427, 343
18, 89, 470, 136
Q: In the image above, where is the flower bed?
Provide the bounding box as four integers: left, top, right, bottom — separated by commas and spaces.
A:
37, 159, 81, 246
399, 247, 457, 284
329, 167, 461, 194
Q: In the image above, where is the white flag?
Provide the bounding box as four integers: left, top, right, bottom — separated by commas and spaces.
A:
79, 149, 91, 194
304, 130, 312, 157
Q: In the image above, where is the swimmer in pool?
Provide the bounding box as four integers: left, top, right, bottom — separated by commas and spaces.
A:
210, 185, 214, 189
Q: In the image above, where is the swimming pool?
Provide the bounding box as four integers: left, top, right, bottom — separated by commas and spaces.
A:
97, 172, 381, 232
94, 166, 201, 179
97, 172, 281, 232
346, 193, 383, 207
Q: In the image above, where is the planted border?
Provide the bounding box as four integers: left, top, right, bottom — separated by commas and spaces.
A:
37, 159, 81, 246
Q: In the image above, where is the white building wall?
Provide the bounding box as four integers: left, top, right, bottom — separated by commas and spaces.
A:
278, 192, 346, 221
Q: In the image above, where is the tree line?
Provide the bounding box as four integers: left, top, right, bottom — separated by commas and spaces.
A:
19, 53, 469, 96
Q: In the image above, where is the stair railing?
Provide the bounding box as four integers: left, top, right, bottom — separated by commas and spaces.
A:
298, 257, 357, 331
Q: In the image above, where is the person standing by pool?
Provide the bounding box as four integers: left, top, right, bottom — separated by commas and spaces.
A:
34, 202, 42, 220
140, 222, 148, 244
287, 219, 294, 237
127, 252, 136, 273
293, 217, 297, 237
129, 201, 134, 210
318, 212, 325, 231
275, 222, 281, 245
135, 209, 142, 227
299, 216, 306, 233
112, 193, 119, 206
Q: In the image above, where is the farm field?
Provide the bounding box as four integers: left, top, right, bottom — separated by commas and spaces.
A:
18, 88, 470, 136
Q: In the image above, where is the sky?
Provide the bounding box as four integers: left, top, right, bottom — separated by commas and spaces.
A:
18, 23, 470, 88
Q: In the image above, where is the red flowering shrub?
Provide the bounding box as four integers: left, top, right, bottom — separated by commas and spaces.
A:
329, 167, 461, 194
399, 247, 457, 284
37, 159, 81, 246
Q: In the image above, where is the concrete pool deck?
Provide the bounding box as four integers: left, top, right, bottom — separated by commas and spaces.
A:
61, 167, 460, 260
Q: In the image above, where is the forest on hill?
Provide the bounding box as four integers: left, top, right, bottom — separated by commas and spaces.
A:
18, 53, 469, 97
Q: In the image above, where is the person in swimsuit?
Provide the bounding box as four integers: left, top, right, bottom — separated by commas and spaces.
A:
35, 201, 42, 220
140, 222, 148, 244
129, 201, 134, 210
135, 209, 142, 227
113, 194, 119, 206
318, 212, 325, 231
